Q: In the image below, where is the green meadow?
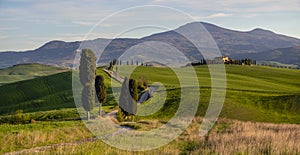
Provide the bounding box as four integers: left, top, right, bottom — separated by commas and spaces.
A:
0, 63, 68, 85
0, 64, 300, 154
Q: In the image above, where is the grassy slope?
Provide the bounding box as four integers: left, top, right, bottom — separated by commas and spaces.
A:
0, 71, 74, 114
0, 63, 68, 85
0, 68, 116, 119
121, 65, 300, 123
0, 65, 300, 123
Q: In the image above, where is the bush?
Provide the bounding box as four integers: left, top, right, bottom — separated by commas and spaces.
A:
9, 110, 30, 124
116, 109, 124, 122
137, 76, 149, 91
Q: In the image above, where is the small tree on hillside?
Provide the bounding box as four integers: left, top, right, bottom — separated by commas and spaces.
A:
79, 49, 96, 120
95, 75, 106, 116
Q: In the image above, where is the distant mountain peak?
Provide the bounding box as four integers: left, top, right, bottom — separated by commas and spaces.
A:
248, 28, 276, 36
39, 40, 67, 50
176, 21, 224, 30
38, 40, 80, 50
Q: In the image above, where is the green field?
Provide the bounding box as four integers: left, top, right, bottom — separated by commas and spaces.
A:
0, 65, 300, 123
0, 63, 68, 85
117, 65, 300, 123
0, 65, 300, 154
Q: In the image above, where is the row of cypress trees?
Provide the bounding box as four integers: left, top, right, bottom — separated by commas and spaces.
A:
79, 49, 138, 121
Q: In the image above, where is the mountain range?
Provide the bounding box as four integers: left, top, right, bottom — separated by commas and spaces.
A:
1, 22, 300, 69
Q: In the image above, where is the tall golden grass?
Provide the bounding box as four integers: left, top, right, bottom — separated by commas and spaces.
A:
181, 117, 300, 154
2, 118, 300, 154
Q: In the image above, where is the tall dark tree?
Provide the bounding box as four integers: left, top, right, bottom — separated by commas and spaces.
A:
79, 49, 96, 120
108, 61, 113, 70
112, 59, 117, 65
129, 79, 138, 115
119, 77, 138, 120
119, 77, 130, 116
95, 75, 106, 116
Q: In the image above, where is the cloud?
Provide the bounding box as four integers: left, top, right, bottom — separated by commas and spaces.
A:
0, 17, 19, 22
150, 0, 300, 12
0, 26, 18, 31
241, 14, 258, 18
205, 13, 232, 19
221, 0, 300, 11
194, 13, 232, 20
72, 21, 95, 26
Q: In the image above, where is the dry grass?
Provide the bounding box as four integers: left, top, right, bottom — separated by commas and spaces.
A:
0, 123, 93, 153
2, 118, 300, 155
180, 117, 300, 155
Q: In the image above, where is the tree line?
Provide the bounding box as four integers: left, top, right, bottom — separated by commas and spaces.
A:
108, 59, 152, 70
188, 58, 256, 66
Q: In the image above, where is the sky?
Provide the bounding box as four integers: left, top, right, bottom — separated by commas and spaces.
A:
0, 0, 300, 51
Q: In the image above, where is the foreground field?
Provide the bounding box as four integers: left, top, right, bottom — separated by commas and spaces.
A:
0, 65, 300, 154
1, 118, 299, 154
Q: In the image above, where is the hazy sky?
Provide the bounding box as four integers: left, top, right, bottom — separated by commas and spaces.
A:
0, 0, 299, 51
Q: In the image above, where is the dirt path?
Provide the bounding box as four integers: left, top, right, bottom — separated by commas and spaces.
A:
104, 68, 156, 104
105, 109, 119, 123
103, 68, 124, 84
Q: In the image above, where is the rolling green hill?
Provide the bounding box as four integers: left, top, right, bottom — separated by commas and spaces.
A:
0, 71, 74, 115
0, 63, 68, 85
124, 65, 300, 123
0, 65, 299, 123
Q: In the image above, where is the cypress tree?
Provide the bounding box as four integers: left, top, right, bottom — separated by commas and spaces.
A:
119, 77, 130, 117
79, 49, 96, 120
119, 77, 138, 120
129, 78, 138, 115
95, 75, 106, 116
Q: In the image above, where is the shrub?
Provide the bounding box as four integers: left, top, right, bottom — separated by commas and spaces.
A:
137, 76, 149, 91
9, 110, 30, 124
116, 109, 124, 122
